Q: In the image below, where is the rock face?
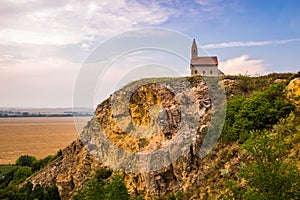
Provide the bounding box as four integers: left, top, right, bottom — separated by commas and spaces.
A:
28, 77, 227, 199
220, 79, 237, 88
287, 78, 300, 108
28, 140, 105, 199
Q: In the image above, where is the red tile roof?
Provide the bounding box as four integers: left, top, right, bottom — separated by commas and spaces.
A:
191, 56, 218, 66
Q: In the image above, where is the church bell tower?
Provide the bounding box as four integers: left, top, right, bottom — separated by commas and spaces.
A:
191, 38, 198, 59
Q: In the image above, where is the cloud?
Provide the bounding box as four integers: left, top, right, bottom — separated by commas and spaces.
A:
193, 0, 239, 18
0, 54, 14, 62
219, 55, 266, 76
195, 0, 222, 6
194, 0, 224, 10
0, 0, 178, 107
0, 56, 80, 107
0, 0, 173, 48
203, 38, 300, 49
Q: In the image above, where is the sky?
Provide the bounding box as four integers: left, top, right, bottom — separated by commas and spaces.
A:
0, 0, 300, 107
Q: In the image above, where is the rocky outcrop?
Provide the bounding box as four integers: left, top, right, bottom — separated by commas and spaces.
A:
28, 140, 105, 199
287, 78, 300, 108
28, 76, 229, 199
220, 79, 237, 89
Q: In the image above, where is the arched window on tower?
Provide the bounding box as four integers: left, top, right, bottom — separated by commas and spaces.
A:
195, 70, 197, 74
203, 71, 205, 75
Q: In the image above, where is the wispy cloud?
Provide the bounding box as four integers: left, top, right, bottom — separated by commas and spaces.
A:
0, 0, 174, 49
203, 38, 300, 49
0, 0, 178, 107
192, 0, 240, 19
194, 0, 224, 11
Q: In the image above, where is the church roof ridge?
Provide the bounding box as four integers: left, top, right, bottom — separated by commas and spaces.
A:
191, 56, 218, 65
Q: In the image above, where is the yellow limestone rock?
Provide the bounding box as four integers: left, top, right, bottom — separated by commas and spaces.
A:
287, 78, 300, 108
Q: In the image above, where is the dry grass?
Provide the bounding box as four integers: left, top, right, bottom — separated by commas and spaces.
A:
0, 117, 91, 164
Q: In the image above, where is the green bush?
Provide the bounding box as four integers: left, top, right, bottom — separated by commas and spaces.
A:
16, 155, 37, 167
0, 167, 18, 189
224, 113, 300, 199
32, 155, 54, 172
0, 152, 63, 199
222, 96, 245, 141
73, 171, 130, 200
221, 83, 295, 143
237, 75, 253, 93
13, 166, 32, 183
32, 149, 62, 172
0, 182, 60, 200
106, 175, 130, 200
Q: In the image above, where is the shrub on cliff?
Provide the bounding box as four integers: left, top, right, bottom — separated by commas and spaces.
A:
224, 113, 300, 199
73, 170, 130, 200
222, 83, 295, 143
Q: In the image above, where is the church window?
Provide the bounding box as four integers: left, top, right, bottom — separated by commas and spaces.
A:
210, 71, 213, 74
203, 71, 205, 74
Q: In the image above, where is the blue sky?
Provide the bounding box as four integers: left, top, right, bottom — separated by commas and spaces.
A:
0, 0, 299, 107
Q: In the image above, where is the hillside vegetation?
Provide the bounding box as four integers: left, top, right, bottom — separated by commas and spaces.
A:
182, 72, 300, 199
0, 72, 299, 200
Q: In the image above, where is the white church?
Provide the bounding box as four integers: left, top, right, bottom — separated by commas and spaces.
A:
190, 39, 224, 76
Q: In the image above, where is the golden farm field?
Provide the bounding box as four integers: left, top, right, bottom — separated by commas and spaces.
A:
0, 117, 91, 164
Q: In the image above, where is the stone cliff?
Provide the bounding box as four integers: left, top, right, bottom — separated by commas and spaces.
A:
26, 74, 300, 199
28, 76, 228, 199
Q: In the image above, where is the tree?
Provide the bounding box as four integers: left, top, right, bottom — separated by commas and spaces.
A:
16, 155, 37, 167
13, 166, 32, 183
32, 155, 54, 172
105, 175, 130, 200
72, 170, 130, 200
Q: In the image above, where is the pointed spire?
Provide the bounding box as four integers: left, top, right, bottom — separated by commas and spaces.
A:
191, 38, 198, 59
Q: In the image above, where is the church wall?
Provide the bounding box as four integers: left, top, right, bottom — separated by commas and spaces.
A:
191, 66, 220, 76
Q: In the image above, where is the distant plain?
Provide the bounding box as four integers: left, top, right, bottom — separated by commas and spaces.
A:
0, 117, 91, 164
